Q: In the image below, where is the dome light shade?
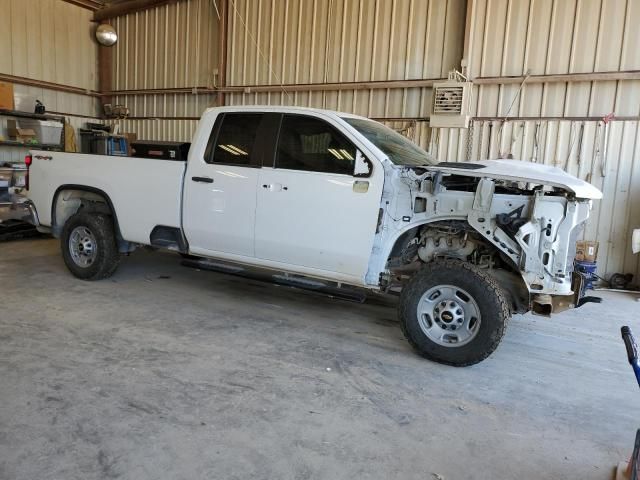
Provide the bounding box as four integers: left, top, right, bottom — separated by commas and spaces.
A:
96, 24, 118, 46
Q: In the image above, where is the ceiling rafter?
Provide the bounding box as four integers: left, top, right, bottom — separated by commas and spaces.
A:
60, 0, 105, 11
93, 0, 186, 21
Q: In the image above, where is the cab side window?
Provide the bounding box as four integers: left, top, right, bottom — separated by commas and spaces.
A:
275, 115, 356, 175
205, 113, 263, 166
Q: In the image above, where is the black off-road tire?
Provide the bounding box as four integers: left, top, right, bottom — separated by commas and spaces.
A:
61, 212, 121, 280
399, 259, 510, 367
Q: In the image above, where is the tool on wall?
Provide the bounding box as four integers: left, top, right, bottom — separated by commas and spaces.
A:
600, 112, 615, 177
34, 100, 45, 115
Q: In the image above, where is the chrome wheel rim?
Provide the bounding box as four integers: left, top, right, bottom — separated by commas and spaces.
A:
417, 285, 481, 347
69, 226, 97, 268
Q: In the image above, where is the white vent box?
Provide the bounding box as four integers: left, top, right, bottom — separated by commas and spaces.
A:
430, 81, 472, 128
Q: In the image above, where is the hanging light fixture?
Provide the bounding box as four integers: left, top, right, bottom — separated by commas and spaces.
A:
95, 24, 118, 46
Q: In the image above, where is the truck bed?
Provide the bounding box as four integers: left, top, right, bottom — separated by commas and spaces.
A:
28, 151, 186, 245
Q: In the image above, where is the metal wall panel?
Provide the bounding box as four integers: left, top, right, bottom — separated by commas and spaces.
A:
112, 0, 220, 90
226, 0, 466, 118
114, 0, 466, 120
110, 0, 221, 121
1, 1, 100, 162
0, 0, 99, 117
468, 0, 640, 118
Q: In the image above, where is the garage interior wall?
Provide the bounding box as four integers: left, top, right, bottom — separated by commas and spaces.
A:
0, 0, 101, 162
109, 0, 466, 143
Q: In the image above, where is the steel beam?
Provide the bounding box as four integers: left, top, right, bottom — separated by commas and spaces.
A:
93, 0, 186, 21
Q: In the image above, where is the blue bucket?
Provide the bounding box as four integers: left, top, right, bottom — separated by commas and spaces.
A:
574, 260, 598, 290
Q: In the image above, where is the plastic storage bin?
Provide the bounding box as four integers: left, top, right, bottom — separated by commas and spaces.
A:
18, 119, 63, 145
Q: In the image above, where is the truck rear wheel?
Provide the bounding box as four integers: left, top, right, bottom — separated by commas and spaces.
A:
61, 212, 120, 280
399, 259, 510, 366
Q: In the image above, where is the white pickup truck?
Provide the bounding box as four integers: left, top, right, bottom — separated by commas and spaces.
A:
24, 106, 602, 366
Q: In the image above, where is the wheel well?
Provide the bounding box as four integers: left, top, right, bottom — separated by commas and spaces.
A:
51, 186, 133, 252
386, 221, 530, 314
52, 188, 110, 236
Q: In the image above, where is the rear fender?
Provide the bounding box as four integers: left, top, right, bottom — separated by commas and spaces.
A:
51, 185, 133, 253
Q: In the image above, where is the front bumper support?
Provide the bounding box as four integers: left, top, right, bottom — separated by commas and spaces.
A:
531, 271, 602, 316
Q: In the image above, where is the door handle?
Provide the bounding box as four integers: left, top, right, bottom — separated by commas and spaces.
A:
192, 176, 214, 183
262, 183, 287, 191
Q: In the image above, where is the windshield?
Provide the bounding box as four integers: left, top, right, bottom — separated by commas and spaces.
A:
343, 118, 436, 166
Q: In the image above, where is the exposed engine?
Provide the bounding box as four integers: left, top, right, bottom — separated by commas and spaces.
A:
417, 221, 477, 263
390, 220, 500, 270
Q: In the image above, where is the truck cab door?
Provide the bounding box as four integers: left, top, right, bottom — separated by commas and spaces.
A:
183, 112, 269, 258
254, 113, 384, 284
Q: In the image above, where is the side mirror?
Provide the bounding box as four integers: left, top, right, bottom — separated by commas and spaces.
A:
354, 150, 373, 177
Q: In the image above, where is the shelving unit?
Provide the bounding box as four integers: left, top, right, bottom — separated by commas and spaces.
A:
0, 109, 65, 152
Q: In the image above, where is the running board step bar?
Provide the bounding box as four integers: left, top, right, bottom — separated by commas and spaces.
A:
180, 257, 367, 303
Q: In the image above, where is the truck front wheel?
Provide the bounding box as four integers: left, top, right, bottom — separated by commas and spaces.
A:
399, 259, 510, 366
61, 212, 120, 280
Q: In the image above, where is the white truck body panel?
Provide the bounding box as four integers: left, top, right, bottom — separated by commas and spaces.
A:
254, 165, 383, 283
429, 159, 603, 200
184, 163, 261, 257
28, 152, 185, 244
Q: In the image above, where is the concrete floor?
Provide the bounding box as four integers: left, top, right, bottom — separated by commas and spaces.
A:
1, 238, 638, 480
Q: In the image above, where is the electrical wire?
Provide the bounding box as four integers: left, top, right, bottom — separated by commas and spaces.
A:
228, 0, 293, 103
497, 71, 531, 156
210, 0, 220, 20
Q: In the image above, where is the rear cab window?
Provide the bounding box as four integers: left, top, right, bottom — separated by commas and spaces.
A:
204, 113, 264, 166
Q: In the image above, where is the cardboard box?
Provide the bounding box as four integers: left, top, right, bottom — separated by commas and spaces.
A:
122, 132, 137, 156
576, 240, 599, 262
7, 119, 37, 143
0, 82, 14, 110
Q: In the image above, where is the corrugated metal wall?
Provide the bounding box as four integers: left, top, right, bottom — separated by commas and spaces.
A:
110, 0, 221, 119
226, 0, 466, 118
0, 0, 100, 161
466, 0, 640, 117
0, 0, 99, 114
108, 0, 466, 140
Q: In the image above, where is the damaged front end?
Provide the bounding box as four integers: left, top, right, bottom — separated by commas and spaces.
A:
530, 271, 603, 316
378, 159, 603, 316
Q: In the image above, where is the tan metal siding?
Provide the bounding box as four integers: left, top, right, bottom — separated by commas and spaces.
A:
0, 0, 100, 161
226, 0, 466, 118
0, 0, 97, 92
468, 0, 640, 118
112, 0, 219, 90
112, 0, 465, 141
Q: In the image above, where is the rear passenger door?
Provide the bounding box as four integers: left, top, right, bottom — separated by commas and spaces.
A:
254, 114, 383, 284
183, 112, 267, 258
